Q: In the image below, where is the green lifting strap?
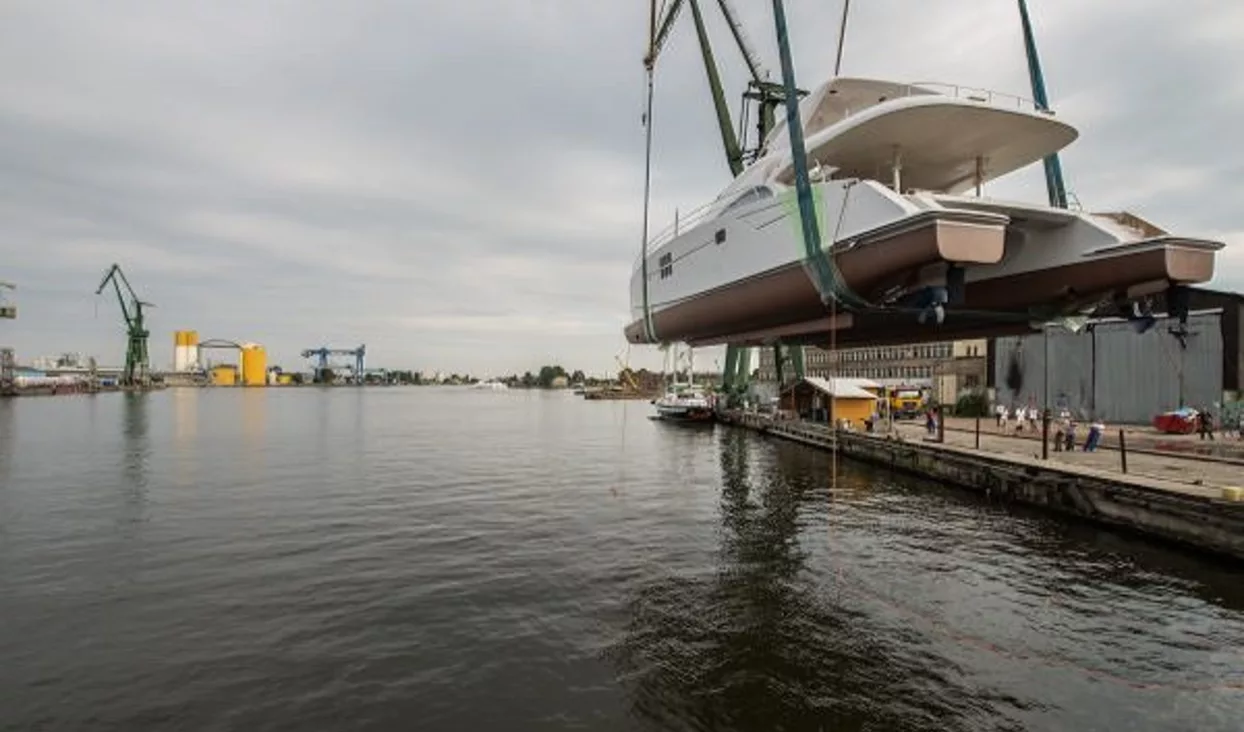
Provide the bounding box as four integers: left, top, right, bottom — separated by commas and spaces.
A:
772, 0, 871, 313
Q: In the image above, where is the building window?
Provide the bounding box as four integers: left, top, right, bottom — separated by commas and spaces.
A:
659, 253, 672, 279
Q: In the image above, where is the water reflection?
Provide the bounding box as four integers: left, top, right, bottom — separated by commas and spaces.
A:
113, 392, 153, 542
121, 392, 151, 492
172, 386, 197, 446
0, 398, 13, 487
608, 430, 1001, 732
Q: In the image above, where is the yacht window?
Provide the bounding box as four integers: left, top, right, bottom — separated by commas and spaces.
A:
659, 253, 673, 280
721, 186, 773, 215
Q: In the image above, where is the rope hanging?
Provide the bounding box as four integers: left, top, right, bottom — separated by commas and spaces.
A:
638, 61, 658, 343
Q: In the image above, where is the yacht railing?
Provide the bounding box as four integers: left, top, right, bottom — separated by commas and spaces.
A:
643, 197, 721, 252
637, 80, 1053, 264
904, 81, 1053, 115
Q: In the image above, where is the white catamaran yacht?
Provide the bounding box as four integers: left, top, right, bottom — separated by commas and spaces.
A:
625, 77, 1225, 348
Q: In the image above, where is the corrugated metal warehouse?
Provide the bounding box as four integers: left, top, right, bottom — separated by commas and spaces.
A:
988, 288, 1243, 424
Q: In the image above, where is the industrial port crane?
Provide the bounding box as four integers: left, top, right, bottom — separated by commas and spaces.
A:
95, 264, 152, 387
301, 345, 366, 384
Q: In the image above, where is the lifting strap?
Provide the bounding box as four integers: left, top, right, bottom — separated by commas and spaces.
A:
771, 0, 870, 313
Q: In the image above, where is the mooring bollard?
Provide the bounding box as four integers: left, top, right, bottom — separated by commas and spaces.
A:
1119, 429, 1128, 474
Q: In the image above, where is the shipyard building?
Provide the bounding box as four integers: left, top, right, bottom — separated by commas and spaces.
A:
756, 339, 987, 406
989, 288, 1243, 424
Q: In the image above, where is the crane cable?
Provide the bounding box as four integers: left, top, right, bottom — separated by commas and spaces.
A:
638, 2, 660, 344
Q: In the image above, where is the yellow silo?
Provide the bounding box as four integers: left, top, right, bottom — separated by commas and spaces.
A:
241, 345, 267, 386
211, 364, 238, 386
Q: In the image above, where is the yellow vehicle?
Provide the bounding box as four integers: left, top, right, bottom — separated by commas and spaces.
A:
888, 386, 927, 420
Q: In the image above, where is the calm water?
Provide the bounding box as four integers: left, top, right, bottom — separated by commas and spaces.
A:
1, 387, 1242, 731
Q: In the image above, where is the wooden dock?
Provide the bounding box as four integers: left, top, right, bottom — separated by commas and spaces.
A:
718, 410, 1244, 562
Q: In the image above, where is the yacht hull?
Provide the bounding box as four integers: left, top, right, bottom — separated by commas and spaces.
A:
652, 237, 1219, 349
653, 405, 716, 422
626, 210, 1007, 345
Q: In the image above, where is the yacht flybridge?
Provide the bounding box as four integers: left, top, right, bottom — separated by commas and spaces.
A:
625, 76, 1225, 349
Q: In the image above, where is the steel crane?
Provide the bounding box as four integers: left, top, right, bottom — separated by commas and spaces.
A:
301, 345, 366, 384
95, 264, 152, 387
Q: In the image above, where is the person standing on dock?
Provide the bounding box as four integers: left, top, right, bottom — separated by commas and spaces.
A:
1198, 408, 1215, 441
1084, 419, 1104, 452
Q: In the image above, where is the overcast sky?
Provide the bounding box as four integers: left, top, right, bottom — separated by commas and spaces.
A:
1, 0, 1239, 377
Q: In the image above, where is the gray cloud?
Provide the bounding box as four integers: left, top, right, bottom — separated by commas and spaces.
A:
0, 0, 1239, 376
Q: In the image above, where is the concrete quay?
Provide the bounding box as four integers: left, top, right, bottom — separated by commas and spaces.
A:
719, 411, 1244, 562
933, 415, 1244, 463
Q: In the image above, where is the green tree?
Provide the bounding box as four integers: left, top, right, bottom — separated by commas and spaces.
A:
570, 369, 586, 384
955, 391, 990, 417
537, 365, 567, 388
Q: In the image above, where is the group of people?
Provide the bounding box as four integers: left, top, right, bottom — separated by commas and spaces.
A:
994, 403, 1104, 452
994, 404, 1040, 433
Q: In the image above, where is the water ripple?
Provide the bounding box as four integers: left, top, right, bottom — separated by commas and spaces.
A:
1, 389, 1242, 731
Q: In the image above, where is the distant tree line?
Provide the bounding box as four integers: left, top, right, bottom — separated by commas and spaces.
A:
392, 364, 722, 390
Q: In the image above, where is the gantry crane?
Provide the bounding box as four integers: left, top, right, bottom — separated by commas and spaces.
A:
95, 264, 152, 387
301, 345, 366, 384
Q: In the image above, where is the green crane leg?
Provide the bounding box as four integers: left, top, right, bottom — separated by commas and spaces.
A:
773, 344, 784, 386
732, 346, 751, 395
722, 344, 741, 393
790, 344, 806, 380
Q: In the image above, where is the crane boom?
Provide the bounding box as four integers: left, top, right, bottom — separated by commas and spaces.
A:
96, 265, 134, 326
646, 0, 685, 68
714, 0, 766, 82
